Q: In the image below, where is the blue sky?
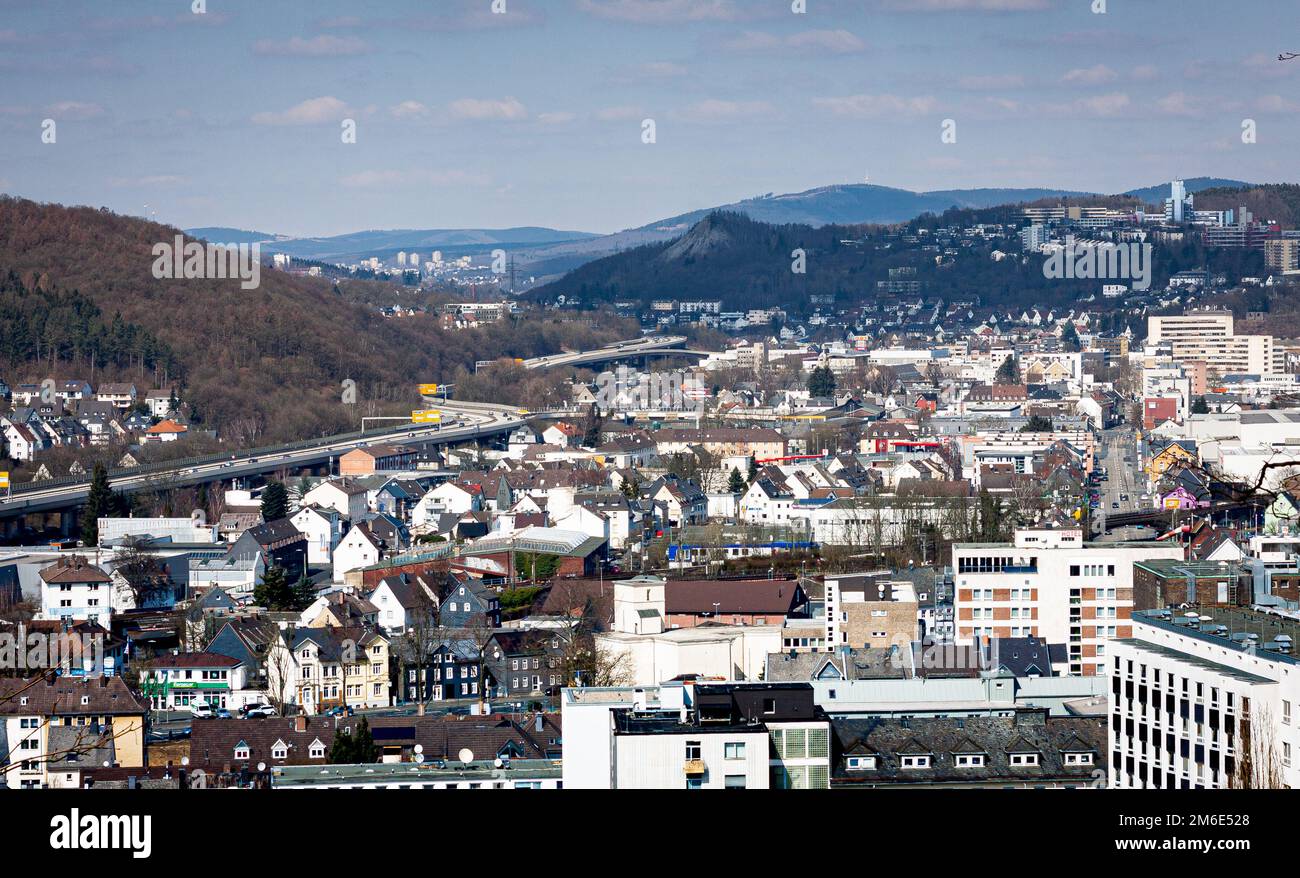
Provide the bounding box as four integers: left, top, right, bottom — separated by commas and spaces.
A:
0, 0, 1295, 236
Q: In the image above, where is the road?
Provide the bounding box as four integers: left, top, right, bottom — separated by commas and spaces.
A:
521, 335, 695, 370
0, 398, 526, 519
1093, 426, 1152, 540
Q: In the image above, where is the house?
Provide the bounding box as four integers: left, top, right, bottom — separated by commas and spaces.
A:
301, 478, 369, 523
438, 575, 501, 629
333, 521, 388, 582
290, 505, 342, 566
367, 572, 440, 634
650, 477, 708, 528
187, 715, 337, 781
266, 626, 391, 714
0, 676, 149, 789
542, 422, 582, 448
95, 383, 138, 409
2, 420, 43, 461
144, 389, 177, 418
137, 652, 250, 711
665, 577, 807, 629
141, 418, 188, 444
39, 556, 115, 627
830, 709, 1104, 789
229, 519, 309, 585
487, 630, 567, 699
339, 444, 417, 476
300, 591, 380, 629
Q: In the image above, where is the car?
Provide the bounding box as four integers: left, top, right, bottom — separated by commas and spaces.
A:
246, 705, 278, 718
215, 708, 232, 719
1111, 502, 1120, 509
190, 703, 215, 719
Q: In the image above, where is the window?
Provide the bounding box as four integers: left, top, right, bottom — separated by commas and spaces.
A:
685, 741, 701, 761
1009, 752, 1039, 766
234, 745, 250, 760
955, 754, 985, 767
271, 741, 288, 760
724, 775, 746, 789
901, 755, 931, 769
1285, 701, 1292, 726
846, 756, 876, 770
310, 741, 325, 759
724, 742, 746, 760
1065, 752, 1094, 766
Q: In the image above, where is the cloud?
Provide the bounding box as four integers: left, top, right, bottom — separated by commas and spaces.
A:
957, 73, 1024, 90
680, 99, 774, 121
1062, 64, 1117, 85
253, 35, 371, 56
108, 175, 187, 187
813, 93, 939, 117
341, 169, 491, 188
723, 28, 865, 55
874, 0, 1051, 10
577, 0, 745, 23
1071, 92, 1130, 116
537, 111, 578, 125
45, 101, 105, 120
448, 97, 527, 120
1256, 94, 1300, 114
1153, 92, 1198, 116
251, 96, 350, 125
390, 100, 430, 119
596, 105, 643, 121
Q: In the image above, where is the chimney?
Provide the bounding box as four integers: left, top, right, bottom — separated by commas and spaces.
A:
535, 713, 544, 733
294, 714, 307, 733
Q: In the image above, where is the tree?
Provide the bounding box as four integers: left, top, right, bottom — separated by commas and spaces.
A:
807, 365, 837, 398
581, 403, 604, 447
254, 565, 294, 610
329, 716, 379, 764
80, 463, 116, 546
727, 467, 745, 494
291, 571, 316, 611
1191, 395, 1210, 415
261, 481, 288, 522
1060, 321, 1080, 352
1021, 415, 1054, 433
114, 538, 171, 609
995, 354, 1019, 385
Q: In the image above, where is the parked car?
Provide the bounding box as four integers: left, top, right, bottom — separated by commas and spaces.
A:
215, 708, 232, 719
190, 703, 215, 719
246, 705, 278, 719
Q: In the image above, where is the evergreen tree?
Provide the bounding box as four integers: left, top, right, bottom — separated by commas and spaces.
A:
1191, 395, 1209, 414
291, 571, 316, 611
1060, 322, 1081, 352
260, 481, 288, 522
995, 355, 1019, 385
80, 463, 114, 546
807, 365, 837, 398
1020, 415, 1054, 432
254, 565, 293, 610
727, 467, 745, 494
747, 459, 759, 484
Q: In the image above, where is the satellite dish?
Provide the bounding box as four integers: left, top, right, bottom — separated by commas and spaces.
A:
493, 757, 503, 768
257, 762, 267, 772
414, 744, 423, 755
181, 756, 189, 767
458, 748, 474, 765
415, 754, 425, 764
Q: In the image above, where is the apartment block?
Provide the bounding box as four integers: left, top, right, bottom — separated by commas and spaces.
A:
951, 528, 1184, 677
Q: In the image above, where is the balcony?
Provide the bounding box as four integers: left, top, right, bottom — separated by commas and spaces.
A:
684, 759, 706, 776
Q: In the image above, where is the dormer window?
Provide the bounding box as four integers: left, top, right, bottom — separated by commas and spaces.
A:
309, 739, 326, 759
271, 740, 288, 760
846, 756, 876, 770
1064, 752, 1093, 766
1009, 752, 1040, 766
901, 755, 931, 769
955, 754, 985, 768
234, 743, 250, 760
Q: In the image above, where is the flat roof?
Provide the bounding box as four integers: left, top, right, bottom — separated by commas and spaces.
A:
1114, 637, 1275, 684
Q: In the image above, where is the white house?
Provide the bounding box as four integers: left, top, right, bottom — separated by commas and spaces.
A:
291, 505, 342, 566
333, 525, 385, 582
302, 479, 369, 523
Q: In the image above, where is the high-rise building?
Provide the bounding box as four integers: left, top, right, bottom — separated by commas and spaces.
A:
951, 528, 1185, 677
1110, 607, 1300, 789
1165, 179, 1193, 224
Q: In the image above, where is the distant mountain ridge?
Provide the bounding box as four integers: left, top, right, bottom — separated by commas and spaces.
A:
190, 177, 1257, 282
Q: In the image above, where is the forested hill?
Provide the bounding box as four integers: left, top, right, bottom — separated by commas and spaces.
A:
0, 197, 628, 444
532, 209, 1267, 316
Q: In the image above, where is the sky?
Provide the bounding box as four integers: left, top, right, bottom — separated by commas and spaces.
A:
0, 0, 1296, 237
